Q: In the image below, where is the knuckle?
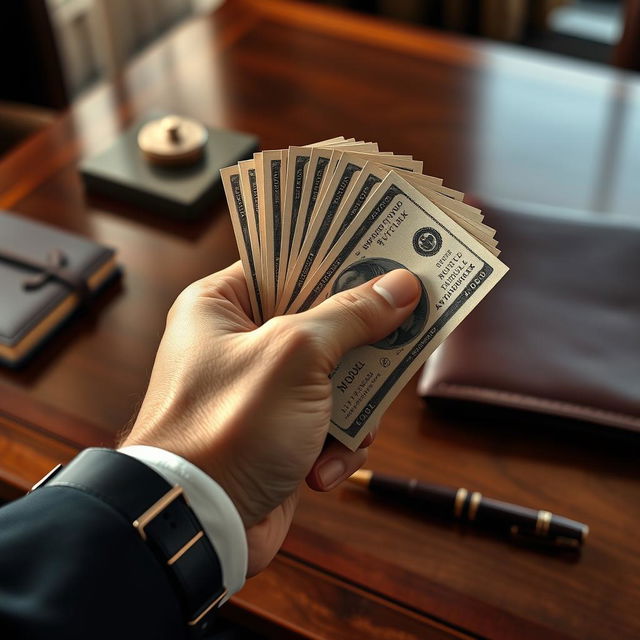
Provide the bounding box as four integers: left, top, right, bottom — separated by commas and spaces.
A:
192, 274, 228, 300
262, 316, 320, 356
165, 266, 244, 328
167, 281, 201, 322
168, 273, 232, 318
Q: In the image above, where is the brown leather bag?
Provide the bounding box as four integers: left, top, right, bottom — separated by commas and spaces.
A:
418, 199, 640, 434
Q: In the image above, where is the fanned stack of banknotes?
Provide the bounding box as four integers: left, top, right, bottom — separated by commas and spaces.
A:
221, 136, 508, 450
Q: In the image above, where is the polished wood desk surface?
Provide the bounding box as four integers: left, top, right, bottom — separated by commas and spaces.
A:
1, 1, 639, 638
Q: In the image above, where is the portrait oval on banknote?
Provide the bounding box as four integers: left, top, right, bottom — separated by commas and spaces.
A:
331, 257, 429, 350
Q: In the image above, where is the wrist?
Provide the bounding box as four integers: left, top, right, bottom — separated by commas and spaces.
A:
122, 419, 259, 528
119, 445, 248, 595
33, 448, 231, 631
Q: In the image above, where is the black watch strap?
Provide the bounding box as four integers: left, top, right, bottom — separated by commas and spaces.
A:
34, 448, 226, 637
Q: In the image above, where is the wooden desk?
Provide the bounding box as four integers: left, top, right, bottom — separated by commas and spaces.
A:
1, 1, 639, 638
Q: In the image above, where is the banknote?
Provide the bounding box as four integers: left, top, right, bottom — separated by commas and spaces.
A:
220, 166, 263, 323
253, 152, 271, 317
407, 181, 499, 255
279, 153, 365, 312
238, 160, 261, 241
314, 149, 415, 209
306, 136, 349, 146
220, 137, 507, 450
287, 146, 335, 271
310, 165, 491, 282
280, 141, 365, 295
280, 152, 425, 313
256, 150, 284, 316
237, 160, 265, 312
280, 147, 312, 284
317, 162, 389, 262
276, 152, 418, 313
287, 171, 507, 448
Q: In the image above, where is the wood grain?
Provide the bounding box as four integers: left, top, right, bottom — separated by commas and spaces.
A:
0, 0, 638, 638
230, 553, 474, 640
0, 413, 77, 501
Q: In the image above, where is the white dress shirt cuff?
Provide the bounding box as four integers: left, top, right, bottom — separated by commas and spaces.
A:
118, 445, 247, 599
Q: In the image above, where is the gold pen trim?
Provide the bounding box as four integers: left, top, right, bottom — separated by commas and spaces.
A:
133, 485, 184, 541
167, 530, 204, 566
349, 469, 373, 488
468, 492, 482, 521
536, 510, 553, 536
188, 589, 228, 626
454, 488, 468, 518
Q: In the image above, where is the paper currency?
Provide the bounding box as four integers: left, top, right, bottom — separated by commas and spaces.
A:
221, 138, 507, 450
221, 166, 263, 323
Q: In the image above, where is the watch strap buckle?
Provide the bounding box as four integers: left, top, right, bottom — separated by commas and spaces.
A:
188, 588, 228, 628
30, 463, 64, 492
132, 484, 184, 541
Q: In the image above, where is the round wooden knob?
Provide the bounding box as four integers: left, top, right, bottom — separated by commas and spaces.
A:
137, 115, 208, 167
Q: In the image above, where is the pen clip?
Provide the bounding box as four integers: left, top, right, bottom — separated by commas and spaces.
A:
509, 525, 581, 550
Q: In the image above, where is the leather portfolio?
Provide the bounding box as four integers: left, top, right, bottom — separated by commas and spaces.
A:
0, 211, 120, 366
418, 199, 640, 434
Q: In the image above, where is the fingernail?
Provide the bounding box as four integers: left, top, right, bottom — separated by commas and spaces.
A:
318, 458, 347, 489
373, 269, 419, 308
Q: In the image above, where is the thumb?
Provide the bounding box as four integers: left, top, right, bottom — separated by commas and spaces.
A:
299, 269, 421, 364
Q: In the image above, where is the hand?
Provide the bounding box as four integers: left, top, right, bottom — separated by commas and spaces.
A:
122, 262, 420, 575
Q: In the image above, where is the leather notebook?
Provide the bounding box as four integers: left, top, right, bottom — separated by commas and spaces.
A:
0, 211, 120, 367
418, 199, 640, 434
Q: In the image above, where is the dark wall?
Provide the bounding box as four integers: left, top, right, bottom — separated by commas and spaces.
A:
0, 0, 68, 109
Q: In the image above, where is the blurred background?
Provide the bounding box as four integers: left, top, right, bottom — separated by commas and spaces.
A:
1, 0, 637, 109
306, 0, 633, 64
3, 0, 636, 210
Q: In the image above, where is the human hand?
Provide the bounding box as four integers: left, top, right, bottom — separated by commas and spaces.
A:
122, 262, 420, 574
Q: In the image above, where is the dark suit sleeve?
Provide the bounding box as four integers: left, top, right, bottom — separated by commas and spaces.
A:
0, 486, 186, 640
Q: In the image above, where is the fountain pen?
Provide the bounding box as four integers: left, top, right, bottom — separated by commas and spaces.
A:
348, 469, 589, 549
